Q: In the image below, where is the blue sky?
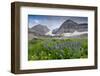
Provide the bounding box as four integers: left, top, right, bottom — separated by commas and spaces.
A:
28, 15, 88, 31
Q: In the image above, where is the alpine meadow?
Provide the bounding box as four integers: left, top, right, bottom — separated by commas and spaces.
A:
28, 15, 88, 60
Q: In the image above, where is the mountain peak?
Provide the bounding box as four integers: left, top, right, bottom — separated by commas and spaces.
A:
66, 19, 73, 22
30, 24, 50, 36
63, 19, 77, 24
32, 24, 45, 28
55, 19, 79, 34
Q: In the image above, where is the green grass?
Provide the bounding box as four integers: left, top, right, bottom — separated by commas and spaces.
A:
28, 38, 88, 60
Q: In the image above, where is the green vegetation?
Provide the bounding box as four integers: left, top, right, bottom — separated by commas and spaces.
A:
28, 38, 88, 60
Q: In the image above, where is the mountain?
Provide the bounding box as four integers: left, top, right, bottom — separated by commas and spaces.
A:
54, 19, 79, 34
54, 19, 88, 34
29, 24, 50, 36
78, 23, 88, 32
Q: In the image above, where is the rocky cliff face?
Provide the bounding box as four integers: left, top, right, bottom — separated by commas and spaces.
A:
78, 23, 88, 32
53, 19, 88, 34
29, 24, 50, 36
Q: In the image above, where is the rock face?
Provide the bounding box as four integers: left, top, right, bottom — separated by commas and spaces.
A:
52, 28, 58, 34
28, 24, 50, 40
78, 23, 88, 32
53, 19, 88, 34
29, 24, 50, 36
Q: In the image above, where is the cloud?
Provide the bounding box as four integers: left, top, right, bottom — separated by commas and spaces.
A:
34, 19, 40, 24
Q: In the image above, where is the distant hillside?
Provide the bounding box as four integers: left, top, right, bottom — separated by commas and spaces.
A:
29, 24, 50, 36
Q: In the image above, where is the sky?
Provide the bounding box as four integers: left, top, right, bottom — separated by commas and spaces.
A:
28, 15, 88, 31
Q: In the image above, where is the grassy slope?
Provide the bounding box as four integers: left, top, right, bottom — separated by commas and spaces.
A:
28, 38, 88, 60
